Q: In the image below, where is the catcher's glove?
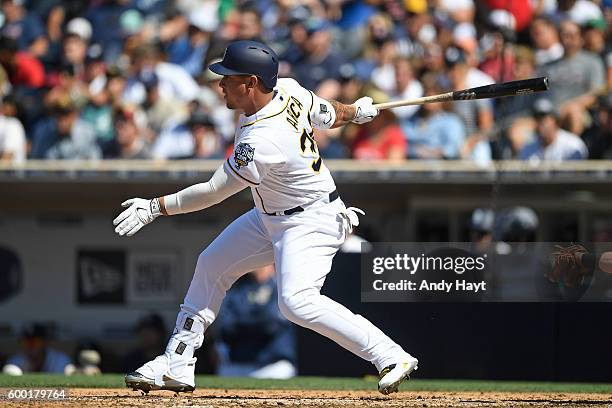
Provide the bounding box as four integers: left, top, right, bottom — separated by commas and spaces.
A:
546, 244, 592, 287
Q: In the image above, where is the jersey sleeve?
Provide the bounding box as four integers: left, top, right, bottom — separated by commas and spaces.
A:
308, 91, 336, 129
225, 137, 286, 185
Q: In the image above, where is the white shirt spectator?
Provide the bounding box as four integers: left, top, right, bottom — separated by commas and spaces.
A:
124, 62, 200, 105
535, 43, 564, 66
391, 79, 424, 120
519, 128, 588, 162
153, 121, 195, 159
0, 115, 26, 163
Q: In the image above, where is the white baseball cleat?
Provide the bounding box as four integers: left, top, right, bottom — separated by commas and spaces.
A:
377, 358, 419, 395
125, 354, 196, 394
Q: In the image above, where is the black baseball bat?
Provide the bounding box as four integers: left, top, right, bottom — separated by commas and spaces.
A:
374, 77, 549, 110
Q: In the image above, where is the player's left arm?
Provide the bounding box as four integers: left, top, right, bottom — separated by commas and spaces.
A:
309, 92, 378, 129
113, 164, 247, 237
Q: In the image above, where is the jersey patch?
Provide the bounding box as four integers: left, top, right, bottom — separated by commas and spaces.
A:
234, 142, 255, 169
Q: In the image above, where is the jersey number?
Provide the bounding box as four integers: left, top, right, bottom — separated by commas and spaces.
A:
300, 129, 322, 172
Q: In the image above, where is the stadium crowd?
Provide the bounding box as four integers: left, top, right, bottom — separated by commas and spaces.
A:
0, 0, 610, 163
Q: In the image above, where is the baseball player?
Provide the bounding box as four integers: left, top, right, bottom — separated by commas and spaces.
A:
115, 40, 418, 395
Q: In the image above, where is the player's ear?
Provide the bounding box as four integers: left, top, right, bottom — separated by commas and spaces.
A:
246, 76, 257, 90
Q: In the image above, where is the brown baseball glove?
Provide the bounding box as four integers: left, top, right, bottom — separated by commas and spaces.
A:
546, 244, 591, 287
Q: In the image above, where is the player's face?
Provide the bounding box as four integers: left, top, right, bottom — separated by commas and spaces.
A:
219, 75, 253, 110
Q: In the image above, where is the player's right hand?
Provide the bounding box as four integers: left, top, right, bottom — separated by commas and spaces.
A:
351, 96, 378, 124
113, 198, 161, 237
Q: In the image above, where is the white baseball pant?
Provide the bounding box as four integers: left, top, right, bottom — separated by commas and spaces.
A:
181, 198, 411, 371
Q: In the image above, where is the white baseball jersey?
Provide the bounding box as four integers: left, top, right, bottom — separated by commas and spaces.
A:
224, 78, 336, 213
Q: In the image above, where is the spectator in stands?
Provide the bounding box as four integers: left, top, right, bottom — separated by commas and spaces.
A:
60, 28, 89, 80
86, 0, 135, 63
82, 70, 115, 157
186, 110, 224, 159
530, 17, 564, 66
582, 18, 607, 59
124, 44, 199, 105
0, 36, 45, 89
402, 78, 466, 159
113, 106, 152, 159
445, 47, 493, 163
350, 90, 407, 161
291, 19, 346, 91
0, 0, 47, 57
215, 265, 297, 379
538, 19, 606, 135
519, 98, 588, 161
2, 324, 73, 375
501, 47, 540, 156
123, 314, 167, 374
140, 70, 188, 134
389, 58, 423, 123
165, 9, 215, 78
0, 96, 26, 163
30, 100, 100, 160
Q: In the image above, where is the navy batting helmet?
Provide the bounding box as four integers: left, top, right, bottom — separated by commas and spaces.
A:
209, 40, 279, 89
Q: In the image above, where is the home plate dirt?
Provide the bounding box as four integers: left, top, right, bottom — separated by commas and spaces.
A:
2, 388, 612, 407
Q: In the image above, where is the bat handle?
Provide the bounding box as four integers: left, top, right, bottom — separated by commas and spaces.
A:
373, 92, 454, 110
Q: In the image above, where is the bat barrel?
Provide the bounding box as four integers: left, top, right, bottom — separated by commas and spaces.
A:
452, 77, 549, 101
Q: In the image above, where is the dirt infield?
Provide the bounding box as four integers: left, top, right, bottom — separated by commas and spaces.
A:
1, 388, 611, 407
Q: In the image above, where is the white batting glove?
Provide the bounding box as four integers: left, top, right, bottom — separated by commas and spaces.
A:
351, 96, 378, 124
113, 198, 162, 237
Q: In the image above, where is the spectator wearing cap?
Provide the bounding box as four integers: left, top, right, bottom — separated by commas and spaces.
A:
61, 26, 90, 80
30, 99, 100, 159
0, 0, 48, 57
112, 106, 152, 159
582, 18, 607, 60
0, 96, 26, 163
530, 17, 564, 66
279, 6, 312, 66
122, 314, 167, 374
2, 324, 73, 375
140, 70, 189, 134
445, 47, 493, 164
519, 98, 588, 161
0, 36, 45, 89
186, 111, 224, 159
291, 18, 347, 91
152, 108, 224, 160
402, 77, 466, 159
539, 19, 606, 135
166, 7, 217, 78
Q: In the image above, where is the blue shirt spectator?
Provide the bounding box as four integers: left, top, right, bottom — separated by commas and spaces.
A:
402, 79, 466, 159
403, 111, 466, 159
